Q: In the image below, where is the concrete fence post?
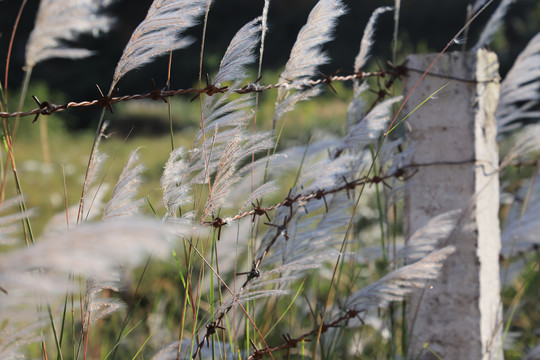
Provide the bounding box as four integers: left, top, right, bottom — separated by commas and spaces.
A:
402, 50, 503, 360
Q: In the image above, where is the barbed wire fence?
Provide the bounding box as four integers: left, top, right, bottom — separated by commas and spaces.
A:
0, 66, 404, 121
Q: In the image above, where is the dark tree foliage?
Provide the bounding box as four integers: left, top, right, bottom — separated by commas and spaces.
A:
0, 0, 538, 129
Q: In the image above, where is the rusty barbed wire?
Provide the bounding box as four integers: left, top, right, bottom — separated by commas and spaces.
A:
247, 309, 365, 359
0, 66, 406, 121
191, 167, 416, 358
225, 168, 415, 225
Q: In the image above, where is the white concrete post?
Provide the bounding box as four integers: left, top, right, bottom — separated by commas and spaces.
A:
402, 50, 503, 360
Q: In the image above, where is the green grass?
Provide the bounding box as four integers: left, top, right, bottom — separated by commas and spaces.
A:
4, 129, 191, 235
5, 78, 353, 236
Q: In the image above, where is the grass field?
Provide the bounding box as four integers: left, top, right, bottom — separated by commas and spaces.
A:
5, 82, 353, 236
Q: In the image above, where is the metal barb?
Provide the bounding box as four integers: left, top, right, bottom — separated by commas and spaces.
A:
251, 199, 271, 222
32, 95, 57, 123
314, 189, 329, 212
264, 215, 289, 241
318, 70, 340, 94
149, 78, 167, 103
204, 216, 227, 241
95, 84, 115, 113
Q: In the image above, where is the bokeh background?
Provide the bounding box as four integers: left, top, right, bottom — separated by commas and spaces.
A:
1, 0, 539, 130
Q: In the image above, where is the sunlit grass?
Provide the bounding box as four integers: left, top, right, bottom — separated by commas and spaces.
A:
4, 128, 193, 235
5, 78, 355, 237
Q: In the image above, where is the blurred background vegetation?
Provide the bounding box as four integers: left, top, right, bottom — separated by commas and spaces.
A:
0, 0, 539, 234
1, 0, 539, 130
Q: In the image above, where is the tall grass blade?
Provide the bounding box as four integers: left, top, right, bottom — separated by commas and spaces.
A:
112, 0, 208, 88
501, 170, 540, 257
202, 132, 274, 219
396, 210, 461, 262
25, 0, 114, 67
278, 0, 346, 87
78, 122, 109, 223
274, 0, 346, 125
0, 219, 171, 299
0, 196, 34, 245
354, 7, 393, 73
212, 17, 261, 86
496, 32, 540, 133
0, 321, 44, 360
336, 96, 402, 156
345, 246, 455, 311
471, 0, 514, 51
161, 147, 193, 219
103, 149, 144, 221
82, 275, 125, 332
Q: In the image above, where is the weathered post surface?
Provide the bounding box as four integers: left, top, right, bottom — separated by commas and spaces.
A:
403, 50, 503, 360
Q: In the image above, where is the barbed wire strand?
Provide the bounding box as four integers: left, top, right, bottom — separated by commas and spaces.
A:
0, 69, 402, 120
191, 168, 415, 358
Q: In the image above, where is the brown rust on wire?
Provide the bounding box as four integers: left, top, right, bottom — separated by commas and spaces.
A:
31, 95, 63, 123
0, 67, 404, 120
246, 309, 365, 359
227, 168, 412, 226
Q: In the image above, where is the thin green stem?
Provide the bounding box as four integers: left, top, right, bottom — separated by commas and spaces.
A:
167, 51, 175, 151
77, 108, 107, 225
392, 0, 401, 64
110, 258, 152, 360
47, 303, 64, 360
370, 144, 387, 266
12, 65, 33, 139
